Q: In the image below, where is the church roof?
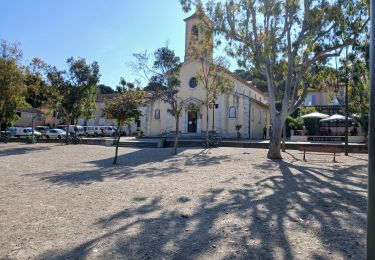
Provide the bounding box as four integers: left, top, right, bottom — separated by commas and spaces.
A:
216, 64, 268, 97
184, 12, 198, 21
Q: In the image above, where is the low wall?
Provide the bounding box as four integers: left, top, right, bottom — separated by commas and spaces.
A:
290, 135, 365, 143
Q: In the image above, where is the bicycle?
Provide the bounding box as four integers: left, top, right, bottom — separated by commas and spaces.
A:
202, 135, 222, 148
0, 135, 9, 143
25, 135, 38, 144
68, 135, 82, 145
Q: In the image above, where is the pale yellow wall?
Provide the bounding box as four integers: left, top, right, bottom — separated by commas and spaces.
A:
14, 111, 45, 127
140, 60, 270, 139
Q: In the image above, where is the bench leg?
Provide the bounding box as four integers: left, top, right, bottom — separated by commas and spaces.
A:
303, 150, 306, 161
333, 152, 337, 163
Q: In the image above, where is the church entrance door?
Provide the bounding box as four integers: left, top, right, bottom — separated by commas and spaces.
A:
187, 111, 197, 133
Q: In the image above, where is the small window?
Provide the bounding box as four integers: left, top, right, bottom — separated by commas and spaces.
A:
192, 25, 199, 37
154, 109, 160, 120
228, 106, 236, 118
189, 77, 198, 88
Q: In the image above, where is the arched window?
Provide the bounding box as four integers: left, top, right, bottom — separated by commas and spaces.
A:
192, 25, 199, 37
154, 109, 160, 120
228, 106, 236, 118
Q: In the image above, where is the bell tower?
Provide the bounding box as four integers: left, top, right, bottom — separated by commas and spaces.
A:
184, 11, 213, 62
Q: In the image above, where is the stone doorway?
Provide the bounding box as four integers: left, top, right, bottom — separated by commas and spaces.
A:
187, 111, 197, 133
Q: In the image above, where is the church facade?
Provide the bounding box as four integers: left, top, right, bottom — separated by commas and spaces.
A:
136, 13, 270, 139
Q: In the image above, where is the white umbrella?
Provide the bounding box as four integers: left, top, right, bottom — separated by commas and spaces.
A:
301, 112, 329, 119
320, 114, 352, 121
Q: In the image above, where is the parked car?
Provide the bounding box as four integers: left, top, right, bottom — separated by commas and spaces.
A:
58, 125, 85, 136
35, 126, 50, 135
98, 126, 116, 136
85, 126, 102, 137
6, 127, 18, 136
45, 129, 67, 139
14, 127, 42, 137
0, 129, 12, 136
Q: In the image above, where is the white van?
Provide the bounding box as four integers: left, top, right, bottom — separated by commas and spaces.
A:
14, 127, 42, 137
85, 126, 102, 137
98, 126, 116, 136
58, 125, 85, 136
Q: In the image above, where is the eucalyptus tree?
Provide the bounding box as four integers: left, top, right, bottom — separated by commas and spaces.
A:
134, 46, 182, 154
47, 57, 100, 143
181, 0, 369, 159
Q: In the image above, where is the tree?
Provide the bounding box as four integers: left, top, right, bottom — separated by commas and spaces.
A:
181, 0, 369, 159
346, 53, 369, 134
187, 6, 233, 146
234, 68, 268, 93
0, 40, 26, 131
47, 57, 100, 143
103, 85, 144, 164
24, 58, 51, 142
98, 84, 115, 94
134, 46, 182, 154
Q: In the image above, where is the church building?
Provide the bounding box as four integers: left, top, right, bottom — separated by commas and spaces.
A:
137, 12, 270, 139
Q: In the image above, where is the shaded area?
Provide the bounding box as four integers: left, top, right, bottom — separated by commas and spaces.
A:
37, 148, 231, 187
37, 156, 367, 259
0, 144, 53, 157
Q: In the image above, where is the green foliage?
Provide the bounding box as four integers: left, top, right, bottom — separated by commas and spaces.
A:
135, 46, 181, 115
47, 57, 100, 124
0, 40, 26, 128
346, 53, 369, 131
103, 88, 144, 126
234, 69, 267, 93
286, 116, 303, 130
98, 84, 115, 94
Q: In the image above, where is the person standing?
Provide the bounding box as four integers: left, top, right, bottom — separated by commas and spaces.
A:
263, 125, 267, 139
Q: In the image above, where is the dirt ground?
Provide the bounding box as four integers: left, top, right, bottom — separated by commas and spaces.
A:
0, 143, 368, 260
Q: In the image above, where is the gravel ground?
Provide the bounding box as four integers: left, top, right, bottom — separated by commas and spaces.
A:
0, 143, 368, 260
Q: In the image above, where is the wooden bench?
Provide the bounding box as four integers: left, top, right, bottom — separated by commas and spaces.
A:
298, 146, 343, 163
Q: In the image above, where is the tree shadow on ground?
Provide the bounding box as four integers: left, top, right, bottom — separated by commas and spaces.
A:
37, 156, 368, 259
0, 144, 52, 157
37, 148, 231, 187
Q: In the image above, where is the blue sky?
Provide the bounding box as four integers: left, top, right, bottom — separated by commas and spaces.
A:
0, 0, 210, 88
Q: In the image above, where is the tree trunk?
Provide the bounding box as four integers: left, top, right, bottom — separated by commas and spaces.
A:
212, 104, 215, 134
267, 116, 283, 159
282, 122, 286, 152
206, 103, 209, 146
113, 123, 121, 165
174, 114, 180, 154
31, 109, 35, 144
65, 119, 70, 145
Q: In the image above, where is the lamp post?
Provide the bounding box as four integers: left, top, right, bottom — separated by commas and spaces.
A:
344, 47, 349, 156
368, 0, 375, 257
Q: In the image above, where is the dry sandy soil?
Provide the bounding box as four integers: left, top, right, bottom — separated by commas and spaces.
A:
0, 143, 368, 260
